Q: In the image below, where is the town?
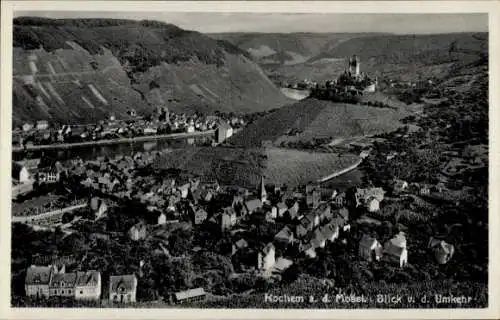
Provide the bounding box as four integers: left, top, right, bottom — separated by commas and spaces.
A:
12, 107, 244, 150
12, 137, 461, 306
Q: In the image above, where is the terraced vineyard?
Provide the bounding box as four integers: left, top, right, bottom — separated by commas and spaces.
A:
12, 18, 291, 125
229, 98, 414, 148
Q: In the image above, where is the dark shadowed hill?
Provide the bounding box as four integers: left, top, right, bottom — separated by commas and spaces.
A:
12, 17, 291, 125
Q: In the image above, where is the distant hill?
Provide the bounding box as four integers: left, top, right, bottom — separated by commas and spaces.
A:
307, 32, 488, 81
210, 33, 382, 66
248, 32, 488, 85
12, 18, 291, 125
228, 98, 417, 148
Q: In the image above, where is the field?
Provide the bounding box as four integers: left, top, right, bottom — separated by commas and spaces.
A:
153, 146, 360, 188
263, 148, 360, 186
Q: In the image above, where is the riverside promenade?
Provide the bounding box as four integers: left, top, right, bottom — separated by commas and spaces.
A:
12, 130, 215, 152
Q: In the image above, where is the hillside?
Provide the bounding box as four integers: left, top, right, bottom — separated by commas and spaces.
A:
12, 18, 291, 125
210, 33, 380, 66
153, 146, 360, 188
228, 98, 418, 148
308, 32, 488, 81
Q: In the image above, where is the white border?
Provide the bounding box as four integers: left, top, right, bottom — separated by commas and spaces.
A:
1, 1, 499, 319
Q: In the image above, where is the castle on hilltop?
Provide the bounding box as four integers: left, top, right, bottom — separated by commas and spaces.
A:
309, 54, 378, 103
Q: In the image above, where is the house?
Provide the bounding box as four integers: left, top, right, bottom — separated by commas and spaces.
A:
320, 223, 340, 243
49, 272, 77, 298
366, 197, 381, 213
257, 243, 276, 271
12, 161, 31, 183
186, 125, 195, 133
216, 122, 233, 143
177, 183, 191, 198
23, 122, 34, 132
144, 127, 158, 135
221, 207, 238, 232
128, 221, 147, 241
428, 237, 455, 264
157, 212, 167, 225
90, 197, 108, 220
300, 243, 317, 259
174, 288, 206, 304
314, 202, 332, 223
359, 235, 383, 262
305, 210, 321, 228
109, 274, 137, 303
384, 233, 408, 267
25, 265, 56, 298
275, 202, 288, 218
274, 226, 294, 244
306, 183, 321, 208
393, 179, 409, 195
37, 169, 60, 184
232, 239, 249, 255
286, 201, 300, 220
193, 206, 208, 225
36, 120, 49, 130
353, 188, 385, 211
74, 271, 101, 301
312, 229, 327, 248
244, 198, 262, 215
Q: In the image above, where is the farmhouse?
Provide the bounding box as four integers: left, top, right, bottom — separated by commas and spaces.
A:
109, 274, 137, 303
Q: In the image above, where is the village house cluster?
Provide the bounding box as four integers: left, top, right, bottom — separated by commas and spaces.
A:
12, 107, 243, 148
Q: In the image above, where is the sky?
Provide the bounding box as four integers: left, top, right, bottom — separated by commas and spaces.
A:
14, 12, 488, 34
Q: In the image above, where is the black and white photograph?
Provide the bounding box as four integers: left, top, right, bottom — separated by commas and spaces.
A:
1, 1, 499, 318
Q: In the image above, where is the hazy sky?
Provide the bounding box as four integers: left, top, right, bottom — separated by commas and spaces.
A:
14, 12, 488, 34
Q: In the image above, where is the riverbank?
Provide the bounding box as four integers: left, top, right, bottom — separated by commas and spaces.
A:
317, 158, 363, 183
12, 130, 215, 152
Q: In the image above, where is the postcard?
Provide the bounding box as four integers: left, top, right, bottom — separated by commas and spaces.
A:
1, 1, 499, 319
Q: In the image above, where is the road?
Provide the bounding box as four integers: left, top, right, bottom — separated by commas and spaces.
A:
12, 130, 215, 152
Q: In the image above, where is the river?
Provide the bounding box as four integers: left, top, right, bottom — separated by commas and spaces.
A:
12, 136, 211, 162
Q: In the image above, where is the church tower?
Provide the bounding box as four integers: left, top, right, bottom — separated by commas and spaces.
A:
348, 55, 360, 77
259, 176, 267, 203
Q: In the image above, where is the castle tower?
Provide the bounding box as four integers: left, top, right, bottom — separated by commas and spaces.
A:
259, 176, 267, 203
349, 55, 360, 77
